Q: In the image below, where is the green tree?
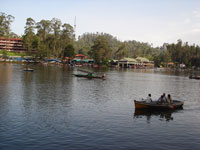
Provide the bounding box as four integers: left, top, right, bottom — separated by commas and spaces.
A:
166, 40, 200, 67
78, 49, 84, 54
62, 23, 74, 41
22, 18, 36, 53
60, 23, 74, 58
36, 19, 52, 57
51, 18, 62, 57
153, 51, 168, 67
36, 19, 52, 41
76, 32, 120, 56
0, 12, 15, 37
89, 36, 112, 65
63, 44, 75, 58
113, 43, 126, 59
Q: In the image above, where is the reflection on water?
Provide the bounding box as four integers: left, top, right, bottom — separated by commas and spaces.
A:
134, 108, 183, 122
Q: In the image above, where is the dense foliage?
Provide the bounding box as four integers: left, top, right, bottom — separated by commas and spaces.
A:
0, 12, 17, 38
88, 35, 112, 65
76, 32, 160, 61
22, 17, 75, 58
166, 40, 200, 67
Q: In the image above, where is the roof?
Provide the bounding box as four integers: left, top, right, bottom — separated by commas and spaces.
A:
119, 57, 137, 62
74, 59, 81, 62
136, 57, 150, 63
83, 59, 89, 62
75, 54, 85, 57
168, 62, 174, 65
0, 37, 22, 41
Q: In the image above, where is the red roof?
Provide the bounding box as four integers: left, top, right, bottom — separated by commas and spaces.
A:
0, 37, 22, 41
75, 54, 85, 57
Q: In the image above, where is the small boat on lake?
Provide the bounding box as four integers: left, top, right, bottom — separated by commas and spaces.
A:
134, 100, 184, 110
73, 73, 106, 79
189, 75, 200, 80
24, 68, 34, 72
73, 68, 106, 79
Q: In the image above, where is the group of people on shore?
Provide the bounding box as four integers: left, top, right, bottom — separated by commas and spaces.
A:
145, 93, 173, 104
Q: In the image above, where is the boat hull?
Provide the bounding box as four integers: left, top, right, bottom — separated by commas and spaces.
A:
134, 100, 184, 110
189, 76, 200, 80
73, 74, 105, 79
24, 69, 34, 72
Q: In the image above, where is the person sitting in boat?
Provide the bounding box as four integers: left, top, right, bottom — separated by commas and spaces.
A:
162, 93, 167, 103
158, 95, 164, 103
167, 94, 173, 104
146, 94, 152, 103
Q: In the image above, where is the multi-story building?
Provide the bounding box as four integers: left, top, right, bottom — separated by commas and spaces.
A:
0, 37, 27, 52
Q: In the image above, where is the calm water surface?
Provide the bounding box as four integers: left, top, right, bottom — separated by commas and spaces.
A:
0, 64, 200, 150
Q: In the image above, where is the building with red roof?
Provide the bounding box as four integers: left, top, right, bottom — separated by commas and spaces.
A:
0, 37, 27, 53
75, 54, 86, 59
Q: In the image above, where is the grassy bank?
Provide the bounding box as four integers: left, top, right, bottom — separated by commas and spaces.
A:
0, 50, 29, 57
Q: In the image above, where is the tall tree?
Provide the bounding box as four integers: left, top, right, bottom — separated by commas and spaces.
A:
62, 23, 74, 41
36, 20, 52, 41
113, 43, 126, 59
60, 23, 75, 58
36, 19, 52, 57
22, 18, 36, 53
89, 36, 112, 65
63, 44, 75, 58
0, 12, 14, 37
51, 18, 62, 57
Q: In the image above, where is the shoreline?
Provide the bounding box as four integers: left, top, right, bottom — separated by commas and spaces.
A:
1, 61, 200, 72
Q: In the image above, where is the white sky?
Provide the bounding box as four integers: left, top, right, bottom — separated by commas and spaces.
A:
1, 0, 200, 47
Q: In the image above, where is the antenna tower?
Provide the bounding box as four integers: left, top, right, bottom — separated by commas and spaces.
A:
74, 16, 76, 33
74, 16, 76, 40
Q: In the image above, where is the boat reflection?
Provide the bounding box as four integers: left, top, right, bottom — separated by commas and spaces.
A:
134, 108, 183, 122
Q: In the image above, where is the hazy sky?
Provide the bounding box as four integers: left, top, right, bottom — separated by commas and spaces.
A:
1, 0, 200, 47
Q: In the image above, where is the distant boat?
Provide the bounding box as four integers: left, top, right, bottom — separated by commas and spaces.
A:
73, 68, 106, 79
24, 68, 34, 72
189, 75, 200, 80
134, 100, 184, 110
73, 73, 106, 79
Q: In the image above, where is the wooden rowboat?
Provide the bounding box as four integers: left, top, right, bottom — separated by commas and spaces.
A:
134, 100, 184, 110
73, 73, 106, 79
189, 75, 200, 80
73, 68, 106, 79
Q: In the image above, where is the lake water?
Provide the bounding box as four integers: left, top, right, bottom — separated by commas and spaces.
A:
0, 63, 200, 150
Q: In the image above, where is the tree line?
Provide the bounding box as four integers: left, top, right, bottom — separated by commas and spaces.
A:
22, 17, 75, 59
166, 40, 200, 67
1, 12, 200, 67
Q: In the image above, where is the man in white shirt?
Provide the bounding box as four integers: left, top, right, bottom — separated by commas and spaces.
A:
146, 94, 152, 103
